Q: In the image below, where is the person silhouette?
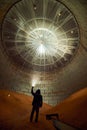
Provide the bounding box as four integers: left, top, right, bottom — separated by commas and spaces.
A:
30, 86, 43, 122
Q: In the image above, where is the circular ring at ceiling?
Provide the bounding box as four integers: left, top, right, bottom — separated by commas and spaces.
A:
1, 0, 80, 72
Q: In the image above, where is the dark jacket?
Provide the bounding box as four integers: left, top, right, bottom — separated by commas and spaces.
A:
31, 87, 43, 108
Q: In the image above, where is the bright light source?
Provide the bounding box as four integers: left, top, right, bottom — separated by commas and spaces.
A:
32, 79, 37, 87
28, 27, 59, 59
8, 94, 10, 97
71, 30, 74, 34
38, 44, 45, 54
33, 4, 37, 10
58, 13, 61, 16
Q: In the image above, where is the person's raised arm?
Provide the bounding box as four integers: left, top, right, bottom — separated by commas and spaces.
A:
31, 86, 35, 96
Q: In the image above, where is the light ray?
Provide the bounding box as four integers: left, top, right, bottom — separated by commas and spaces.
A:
54, 14, 73, 32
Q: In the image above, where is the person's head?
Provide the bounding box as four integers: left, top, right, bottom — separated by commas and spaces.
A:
36, 89, 41, 95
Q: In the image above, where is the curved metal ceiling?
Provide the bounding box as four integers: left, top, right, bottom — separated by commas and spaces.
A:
1, 0, 80, 73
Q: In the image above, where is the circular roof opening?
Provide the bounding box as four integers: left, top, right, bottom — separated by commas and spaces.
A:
1, 0, 80, 73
